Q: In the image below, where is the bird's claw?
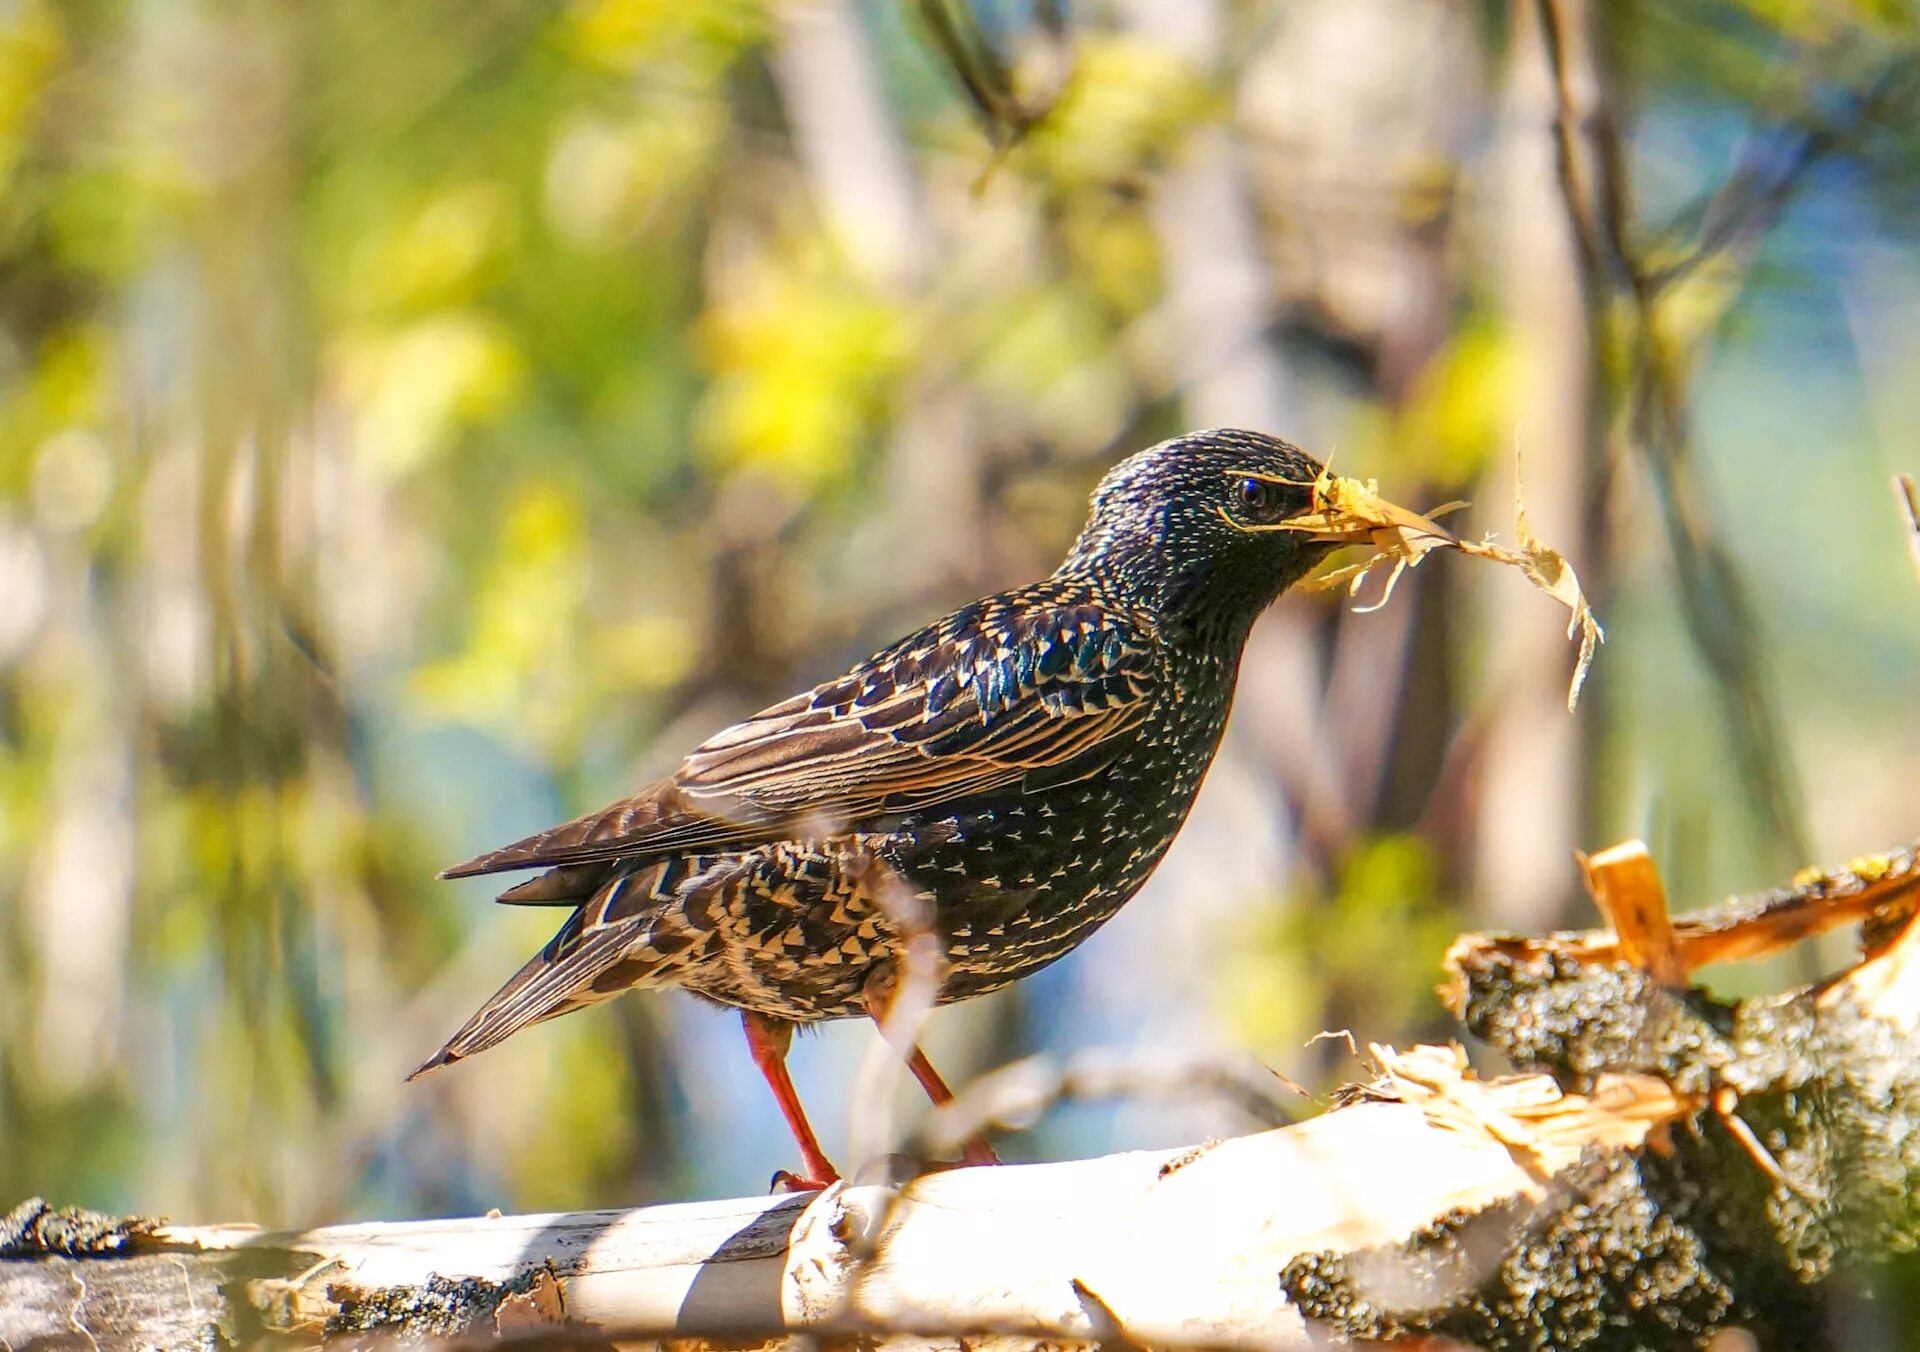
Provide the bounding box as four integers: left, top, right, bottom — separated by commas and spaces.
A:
769, 1169, 837, 1194
910, 1140, 1001, 1175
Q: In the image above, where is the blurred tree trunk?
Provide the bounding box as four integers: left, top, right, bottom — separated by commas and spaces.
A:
1112, 0, 1324, 1053
775, 0, 989, 605
1236, 0, 1485, 851
1122, 0, 1334, 874
1471, 0, 1599, 928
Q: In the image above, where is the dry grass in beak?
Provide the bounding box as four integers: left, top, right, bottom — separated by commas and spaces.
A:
1234, 463, 1605, 711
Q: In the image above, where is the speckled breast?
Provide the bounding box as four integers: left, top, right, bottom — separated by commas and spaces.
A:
891, 661, 1234, 1005
672, 649, 1238, 1024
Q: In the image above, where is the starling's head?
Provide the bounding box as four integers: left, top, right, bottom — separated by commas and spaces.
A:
1059, 428, 1337, 638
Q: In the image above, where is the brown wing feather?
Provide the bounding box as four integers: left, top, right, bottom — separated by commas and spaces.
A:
440, 584, 1157, 885
440, 782, 776, 881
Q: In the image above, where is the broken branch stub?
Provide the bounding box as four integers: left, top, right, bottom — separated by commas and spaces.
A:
1577, 839, 1687, 988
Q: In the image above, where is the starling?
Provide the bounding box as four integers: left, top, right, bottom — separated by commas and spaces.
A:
412, 428, 1429, 1187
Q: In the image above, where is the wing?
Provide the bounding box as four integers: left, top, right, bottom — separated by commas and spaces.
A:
443, 586, 1156, 882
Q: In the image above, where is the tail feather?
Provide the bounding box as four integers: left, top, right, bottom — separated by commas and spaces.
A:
494, 862, 610, 906
408, 912, 645, 1080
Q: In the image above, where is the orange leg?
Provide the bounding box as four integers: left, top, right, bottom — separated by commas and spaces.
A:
861, 988, 1000, 1167
741, 1011, 840, 1191
901, 1042, 1001, 1166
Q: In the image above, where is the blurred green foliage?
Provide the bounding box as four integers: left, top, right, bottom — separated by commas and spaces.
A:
0, 0, 1915, 1257
1222, 834, 1460, 1067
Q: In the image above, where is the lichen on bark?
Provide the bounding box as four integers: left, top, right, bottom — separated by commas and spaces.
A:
1279, 851, 1920, 1351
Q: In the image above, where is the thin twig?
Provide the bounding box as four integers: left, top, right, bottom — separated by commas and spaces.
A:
1643, 63, 1918, 291
1533, 0, 1604, 282
1896, 472, 1920, 589
913, 1046, 1311, 1157
913, 0, 1035, 147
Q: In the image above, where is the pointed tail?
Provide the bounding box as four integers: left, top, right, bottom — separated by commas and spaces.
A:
407, 911, 644, 1080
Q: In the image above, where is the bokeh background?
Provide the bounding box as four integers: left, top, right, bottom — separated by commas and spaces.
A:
2, 0, 1917, 1226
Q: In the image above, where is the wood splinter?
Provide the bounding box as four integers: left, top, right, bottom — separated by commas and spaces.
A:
1578, 839, 1686, 987
1447, 840, 1920, 983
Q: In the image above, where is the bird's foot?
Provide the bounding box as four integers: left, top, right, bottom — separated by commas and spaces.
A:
769, 1169, 839, 1194
961, 1136, 1001, 1167
912, 1138, 1001, 1174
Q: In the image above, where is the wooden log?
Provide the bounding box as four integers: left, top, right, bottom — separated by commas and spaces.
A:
0, 1079, 1676, 1352
3, 839, 1915, 1350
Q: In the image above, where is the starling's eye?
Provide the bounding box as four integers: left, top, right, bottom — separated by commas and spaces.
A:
1235, 476, 1288, 525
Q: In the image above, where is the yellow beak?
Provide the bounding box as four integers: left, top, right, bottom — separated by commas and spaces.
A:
1298, 494, 1456, 546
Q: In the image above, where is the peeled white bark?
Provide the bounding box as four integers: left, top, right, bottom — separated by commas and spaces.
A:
0, 1074, 1671, 1350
